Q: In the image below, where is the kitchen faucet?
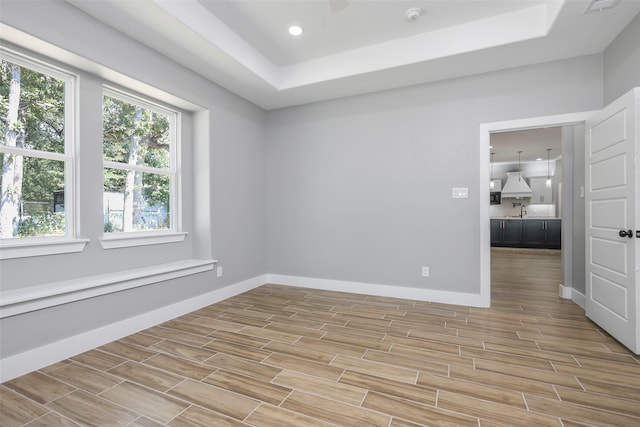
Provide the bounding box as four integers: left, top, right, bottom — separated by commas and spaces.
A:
512, 202, 527, 218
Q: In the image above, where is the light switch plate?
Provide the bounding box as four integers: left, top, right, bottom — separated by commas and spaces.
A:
422, 266, 430, 277
452, 187, 469, 199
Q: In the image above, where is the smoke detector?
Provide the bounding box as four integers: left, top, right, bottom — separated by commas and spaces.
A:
406, 7, 422, 22
584, 0, 620, 13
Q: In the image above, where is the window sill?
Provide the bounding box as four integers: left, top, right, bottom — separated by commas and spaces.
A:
100, 231, 188, 249
0, 238, 89, 260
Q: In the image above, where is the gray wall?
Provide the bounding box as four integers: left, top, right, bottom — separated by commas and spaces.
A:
604, 12, 640, 104
0, 1, 267, 357
560, 124, 589, 298
266, 55, 603, 293
571, 126, 586, 295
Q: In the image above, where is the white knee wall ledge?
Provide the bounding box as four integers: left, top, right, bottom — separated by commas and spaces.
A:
0, 259, 217, 318
0, 273, 267, 382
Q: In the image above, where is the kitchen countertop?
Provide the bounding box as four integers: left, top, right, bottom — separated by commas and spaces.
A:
491, 216, 560, 220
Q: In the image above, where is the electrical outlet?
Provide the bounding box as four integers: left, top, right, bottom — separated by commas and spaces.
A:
421, 266, 430, 277
216, 266, 223, 277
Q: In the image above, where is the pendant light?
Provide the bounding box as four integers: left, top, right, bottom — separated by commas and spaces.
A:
545, 148, 552, 188
517, 150, 523, 180
490, 152, 495, 189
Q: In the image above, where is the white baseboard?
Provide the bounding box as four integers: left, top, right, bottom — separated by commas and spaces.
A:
0, 274, 266, 383
559, 283, 586, 309
266, 274, 487, 307
0, 272, 538, 382
559, 284, 573, 299
571, 287, 586, 309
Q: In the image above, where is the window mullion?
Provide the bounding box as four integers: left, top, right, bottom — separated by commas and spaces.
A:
103, 160, 172, 176
0, 145, 70, 162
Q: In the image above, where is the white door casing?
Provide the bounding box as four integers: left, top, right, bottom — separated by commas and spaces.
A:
585, 87, 639, 354
480, 111, 594, 309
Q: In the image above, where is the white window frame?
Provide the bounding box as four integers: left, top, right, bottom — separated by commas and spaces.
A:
100, 86, 185, 249
0, 48, 88, 260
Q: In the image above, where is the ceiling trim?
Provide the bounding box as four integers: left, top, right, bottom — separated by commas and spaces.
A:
49, 0, 640, 109
279, 3, 560, 90
152, 0, 281, 88
147, 0, 563, 92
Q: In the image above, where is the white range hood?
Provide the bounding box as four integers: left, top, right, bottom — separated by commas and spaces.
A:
500, 172, 532, 198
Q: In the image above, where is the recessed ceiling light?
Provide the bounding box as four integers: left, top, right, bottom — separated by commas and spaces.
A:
536, 158, 543, 161
288, 25, 303, 36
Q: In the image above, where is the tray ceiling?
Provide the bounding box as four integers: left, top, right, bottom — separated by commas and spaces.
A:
64, 0, 640, 110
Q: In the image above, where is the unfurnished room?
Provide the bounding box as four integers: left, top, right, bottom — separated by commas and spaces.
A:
1, 0, 640, 426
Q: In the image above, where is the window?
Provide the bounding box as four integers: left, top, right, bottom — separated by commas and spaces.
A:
0, 51, 75, 241
102, 88, 178, 236
0, 48, 186, 258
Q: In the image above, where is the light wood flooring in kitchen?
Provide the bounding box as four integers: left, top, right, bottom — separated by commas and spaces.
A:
3, 249, 640, 426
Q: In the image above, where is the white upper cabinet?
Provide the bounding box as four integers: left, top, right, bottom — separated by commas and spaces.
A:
528, 177, 553, 204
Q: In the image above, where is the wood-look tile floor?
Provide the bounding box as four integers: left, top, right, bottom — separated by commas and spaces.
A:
3, 249, 640, 426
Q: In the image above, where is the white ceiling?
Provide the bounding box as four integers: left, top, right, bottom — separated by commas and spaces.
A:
65, 0, 640, 110
490, 127, 563, 164
199, 0, 547, 66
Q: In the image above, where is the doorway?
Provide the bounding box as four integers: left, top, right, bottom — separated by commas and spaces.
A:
489, 127, 564, 303
478, 111, 593, 307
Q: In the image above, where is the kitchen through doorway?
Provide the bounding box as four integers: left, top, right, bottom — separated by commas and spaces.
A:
489, 128, 565, 303
479, 112, 591, 309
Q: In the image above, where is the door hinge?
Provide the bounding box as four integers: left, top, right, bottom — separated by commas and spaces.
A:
637, 230, 640, 238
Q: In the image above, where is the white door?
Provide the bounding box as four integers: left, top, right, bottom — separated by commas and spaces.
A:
585, 87, 639, 354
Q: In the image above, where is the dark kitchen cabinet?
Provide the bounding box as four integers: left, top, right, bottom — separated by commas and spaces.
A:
527, 219, 561, 249
503, 220, 524, 246
491, 218, 561, 249
522, 220, 546, 248
491, 219, 523, 247
490, 219, 502, 246
545, 219, 562, 249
